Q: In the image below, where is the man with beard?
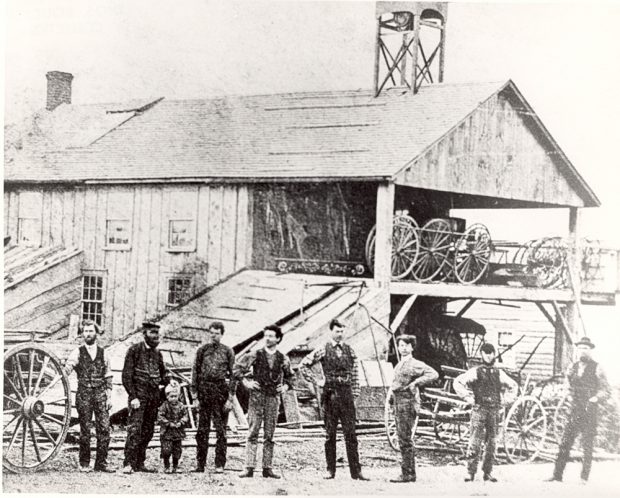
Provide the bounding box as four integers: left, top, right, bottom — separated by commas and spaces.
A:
122, 321, 170, 474
453, 343, 518, 483
64, 320, 113, 472
545, 337, 610, 484
236, 325, 294, 479
191, 321, 236, 473
299, 319, 369, 481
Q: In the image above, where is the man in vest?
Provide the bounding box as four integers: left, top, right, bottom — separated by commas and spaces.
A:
453, 342, 518, 483
545, 336, 610, 484
191, 320, 236, 473
236, 325, 294, 479
64, 319, 113, 472
299, 319, 369, 481
122, 321, 170, 474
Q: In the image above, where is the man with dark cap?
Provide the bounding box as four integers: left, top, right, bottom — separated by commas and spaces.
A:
236, 325, 294, 479
64, 320, 113, 472
454, 342, 518, 483
122, 321, 170, 474
191, 320, 236, 473
299, 318, 369, 481
545, 336, 610, 484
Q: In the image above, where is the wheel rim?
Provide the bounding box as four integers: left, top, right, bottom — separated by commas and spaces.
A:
503, 395, 548, 463
384, 399, 399, 452
391, 217, 420, 280
527, 237, 568, 288
411, 219, 452, 282
433, 405, 470, 444
454, 224, 492, 284
3, 344, 71, 473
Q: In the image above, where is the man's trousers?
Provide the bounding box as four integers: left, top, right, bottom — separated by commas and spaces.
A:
467, 405, 499, 476
553, 403, 597, 481
245, 391, 280, 469
123, 390, 160, 470
394, 391, 417, 479
196, 381, 230, 469
76, 387, 110, 469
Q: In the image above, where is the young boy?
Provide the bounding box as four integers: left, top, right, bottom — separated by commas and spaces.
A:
158, 382, 188, 473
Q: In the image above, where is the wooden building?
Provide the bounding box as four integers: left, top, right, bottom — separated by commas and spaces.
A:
4, 4, 601, 394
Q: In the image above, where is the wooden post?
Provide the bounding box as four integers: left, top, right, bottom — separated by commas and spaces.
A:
373, 19, 381, 96
566, 208, 581, 336
410, 15, 421, 93
374, 183, 394, 288
438, 25, 446, 83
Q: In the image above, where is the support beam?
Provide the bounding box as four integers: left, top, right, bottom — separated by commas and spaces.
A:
390, 294, 417, 333
374, 182, 394, 288
455, 299, 476, 318
566, 207, 581, 338
550, 301, 574, 346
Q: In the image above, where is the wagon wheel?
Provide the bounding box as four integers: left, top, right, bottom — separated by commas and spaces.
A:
3, 343, 71, 473
366, 215, 420, 279
527, 237, 568, 288
384, 398, 400, 451
411, 218, 452, 282
453, 224, 492, 284
581, 239, 602, 283
513, 239, 539, 266
459, 329, 486, 366
503, 395, 548, 463
433, 404, 470, 445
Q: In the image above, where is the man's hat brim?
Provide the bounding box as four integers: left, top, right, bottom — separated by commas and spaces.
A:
575, 337, 595, 349
142, 321, 161, 330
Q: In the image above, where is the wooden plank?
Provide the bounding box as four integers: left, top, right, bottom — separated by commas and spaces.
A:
390, 281, 574, 302
49, 189, 64, 246
207, 185, 224, 286
145, 187, 163, 318
82, 187, 98, 265
196, 185, 211, 261
234, 186, 249, 271
61, 189, 75, 247
73, 187, 86, 248
374, 182, 394, 287
220, 186, 238, 277
40, 190, 52, 246
133, 186, 152, 329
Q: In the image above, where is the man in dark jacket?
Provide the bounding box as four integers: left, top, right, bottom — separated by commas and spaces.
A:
546, 336, 610, 484
299, 319, 369, 481
122, 321, 169, 474
236, 325, 294, 479
64, 320, 113, 472
191, 321, 236, 473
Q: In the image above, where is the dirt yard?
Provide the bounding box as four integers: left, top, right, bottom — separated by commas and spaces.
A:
4, 436, 620, 496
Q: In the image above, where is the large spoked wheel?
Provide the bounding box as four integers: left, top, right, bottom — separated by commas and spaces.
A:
454, 224, 492, 284
411, 219, 452, 282
503, 395, 548, 463
527, 237, 568, 288
3, 344, 71, 473
384, 398, 400, 451
433, 405, 470, 445
366, 215, 419, 280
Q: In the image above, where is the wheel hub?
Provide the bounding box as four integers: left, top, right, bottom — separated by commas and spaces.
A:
22, 397, 45, 419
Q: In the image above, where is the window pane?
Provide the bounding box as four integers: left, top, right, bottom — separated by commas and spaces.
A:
169, 220, 195, 249
18, 218, 41, 247
106, 220, 130, 246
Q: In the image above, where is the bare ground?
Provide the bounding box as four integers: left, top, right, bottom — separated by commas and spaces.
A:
3, 437, 620, 496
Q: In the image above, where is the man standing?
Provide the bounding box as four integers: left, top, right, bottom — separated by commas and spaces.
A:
387, 335, 438, 483
545, 337, 610, 484
122, 321, 169, 474
453, 343, 518, 483
236, 325, 294, 479
64, 320, 113, 472
299, 319, 369, 481
191, 321, 236, 473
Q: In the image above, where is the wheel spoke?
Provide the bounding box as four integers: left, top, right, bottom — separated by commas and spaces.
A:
28, 349, 36, 396
37, 373, 63, 400
40, 413, 64, 426
4, 372, 25, 402
6, 415, 24, 454
3, 412, 21, 433
21, 418, 27, 466
524, 415, 545, 433
32, 356, 50, 397
4, 392, 22, 406
33, 418, 58, 445
46, 396, 69, 406
28, 419, 42, 463
13, 355, 28, 399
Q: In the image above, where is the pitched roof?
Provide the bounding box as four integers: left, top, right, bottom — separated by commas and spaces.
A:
5, 81, 506, 182
3, 80, 599, 206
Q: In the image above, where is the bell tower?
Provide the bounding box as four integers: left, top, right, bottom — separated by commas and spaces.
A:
373, 2, 448, 96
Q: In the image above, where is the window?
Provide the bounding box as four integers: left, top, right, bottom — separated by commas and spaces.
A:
81, 274, 104, 326
105, 219, 131, 248
167, 189, 197, 252
168, 220, 196, 250
167, 277, 192, 306
105, 191, 133, 250
498, 331, 513, 347
17, 192, 42, 247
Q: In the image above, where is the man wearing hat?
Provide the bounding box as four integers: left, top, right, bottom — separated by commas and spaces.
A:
235, 325, 294, 479
64, 319, 113, 472
122, 321, 170, 473
454, 342, 518, 483
546, 336, 610, 484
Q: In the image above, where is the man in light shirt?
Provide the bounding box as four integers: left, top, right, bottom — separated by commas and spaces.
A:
453, 342, 518, 483
387, 334, 438, 483
64, 319, 113, 472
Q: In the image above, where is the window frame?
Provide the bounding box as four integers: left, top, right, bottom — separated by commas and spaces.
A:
81, 273, 106, 327
17, 217, 42, 247
167, 218, 197, 253
104, 218, 132, 250
166, 275, 193, 307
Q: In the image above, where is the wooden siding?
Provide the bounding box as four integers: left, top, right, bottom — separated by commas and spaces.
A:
447, 299, 557, 381
395, 92, 584, 207
3, 184, 253, 343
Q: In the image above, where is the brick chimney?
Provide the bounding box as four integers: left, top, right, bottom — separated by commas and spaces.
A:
46, 71, 73, 110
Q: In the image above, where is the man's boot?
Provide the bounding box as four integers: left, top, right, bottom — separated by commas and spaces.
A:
263, 468, 281, 479
239, 468, 254, 478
